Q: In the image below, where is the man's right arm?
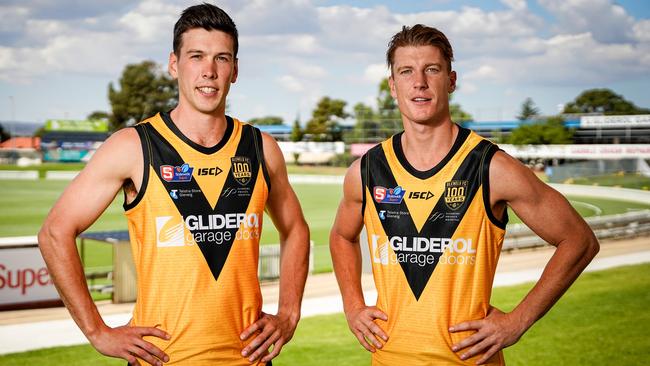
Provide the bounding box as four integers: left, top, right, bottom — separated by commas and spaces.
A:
329, 159, 388, 352
38, 128, 169, 366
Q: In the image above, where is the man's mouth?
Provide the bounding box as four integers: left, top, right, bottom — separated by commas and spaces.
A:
197, 86, 218, 94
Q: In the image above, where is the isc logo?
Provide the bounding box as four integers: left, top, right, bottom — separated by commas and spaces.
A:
408, 191, 434, 200
197, 167, 223, 176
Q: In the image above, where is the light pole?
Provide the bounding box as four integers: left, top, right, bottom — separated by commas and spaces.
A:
8, 96, 15, 148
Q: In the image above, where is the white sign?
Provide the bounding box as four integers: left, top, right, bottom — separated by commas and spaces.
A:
580, 115, 650, 128
277, 141, 345, 154
500, 144, 650, 160
0, 247, 60, 306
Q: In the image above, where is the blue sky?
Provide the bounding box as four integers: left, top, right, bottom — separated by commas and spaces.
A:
1, 0, 649, 125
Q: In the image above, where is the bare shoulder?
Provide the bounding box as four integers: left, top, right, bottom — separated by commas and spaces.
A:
343, 158, 363, 203
259, 131, 286, 173
489, 150, 551, 204
82, 127, 142, 181
97, 127, 140, 154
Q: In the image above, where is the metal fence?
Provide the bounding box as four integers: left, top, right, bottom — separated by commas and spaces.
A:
258, 241, 314, 280
503, 209, 650, 251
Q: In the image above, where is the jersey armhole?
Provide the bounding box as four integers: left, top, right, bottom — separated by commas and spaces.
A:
360, 154, 368, 218
480, 144, 508, 229
252, 126, 271, 193
123, 123, 151, 211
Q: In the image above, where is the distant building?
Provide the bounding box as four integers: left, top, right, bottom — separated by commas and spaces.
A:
462, 114, 650, 144
0, 136, 40, 149
256, 124, 292, 141
40, 119, 110, 162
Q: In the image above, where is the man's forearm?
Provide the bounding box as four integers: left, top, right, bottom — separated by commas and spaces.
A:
330, 235, 366, 313
38, 229, 106, 340
277, 225, 309, 322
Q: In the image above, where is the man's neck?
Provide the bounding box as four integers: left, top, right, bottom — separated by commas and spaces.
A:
400, 118, 458, 172
169, 105, 229, 148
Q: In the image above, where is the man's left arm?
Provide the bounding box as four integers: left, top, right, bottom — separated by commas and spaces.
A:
450, 151, 599, 364
240, 132, 310, 363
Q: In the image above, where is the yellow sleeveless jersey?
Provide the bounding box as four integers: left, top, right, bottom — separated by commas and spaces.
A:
361, 126, 507, 365
124, 112, 270, 365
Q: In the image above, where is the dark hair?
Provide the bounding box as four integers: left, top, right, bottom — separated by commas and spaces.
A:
173, 3, 239, 57
386, 24, 454, 73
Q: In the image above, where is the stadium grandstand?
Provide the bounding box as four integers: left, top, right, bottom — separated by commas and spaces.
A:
463, 114, 650, 144
256, 124, 292, 141
39, 119, 109, 162
0, 120, 43, 165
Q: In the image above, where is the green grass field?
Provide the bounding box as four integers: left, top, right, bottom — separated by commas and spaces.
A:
568, 172, 650, 191
1, 176, 649, 274
1, 263, 648, 365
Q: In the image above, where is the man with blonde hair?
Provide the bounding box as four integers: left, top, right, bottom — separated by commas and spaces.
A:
330, 24, 599, 365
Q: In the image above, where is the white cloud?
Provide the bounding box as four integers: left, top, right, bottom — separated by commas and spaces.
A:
118, 0, 180, 42
1, 0, 648, 123
456, 81, 477, 94
277, 75, 304, 93
289, 61, 327, 79
464, 65, 499, 81
500, 0, 527, 12
234, 0, 319, 35
633, 19, 650, 42
364, 63, 389, 84
317, 5, 397, 54
539, 0, 636, 43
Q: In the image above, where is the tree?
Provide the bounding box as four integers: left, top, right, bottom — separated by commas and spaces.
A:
0, 124, 9, 143
351, 102, 380, 142
87, 111, 110, 121
304, 97, 349, 141
376, 78, 398, 117
290, 116, 303, 142
517, 97, 540, 121
249, 116, 283, 125
563, 88, 649, 115
508, 117, 573, 145
108, 61, 178, 130
449, 94, 473, 123
376, 78, 401, 133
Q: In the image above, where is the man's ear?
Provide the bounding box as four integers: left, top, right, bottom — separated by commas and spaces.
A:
231, 58, 238, 84
168, 51, 179, 79
448, 70, 457, 93
389, 75, 397, 99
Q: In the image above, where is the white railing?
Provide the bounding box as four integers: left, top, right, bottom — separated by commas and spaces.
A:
258, 241, 314, 280
503, 210, 650, 251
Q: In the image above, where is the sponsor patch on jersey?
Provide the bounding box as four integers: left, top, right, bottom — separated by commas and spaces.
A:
197, 166, 223, 176
373, 185, 406, 204
221, 186, 252, 198
155, 216, 185, 247
231, 156, 252, 186
160, 163, 194, 182
444, 180, 468, 210
427, 211, 461, 223
408, 191, 434, 200
169, 190, 179, 200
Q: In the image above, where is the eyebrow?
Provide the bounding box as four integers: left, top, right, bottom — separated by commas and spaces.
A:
185, 49, 234, 57
395, 62, 443, 72
425, 63, 443, 69
395, 65, 413, 73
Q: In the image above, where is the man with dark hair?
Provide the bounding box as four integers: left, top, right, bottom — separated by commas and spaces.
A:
330, 24, 599, 365
39, 4, 309, 365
